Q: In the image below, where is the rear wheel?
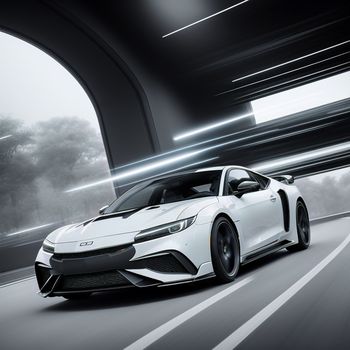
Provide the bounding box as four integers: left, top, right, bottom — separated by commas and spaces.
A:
211, 217, 240, 283
287, 200, 310, 252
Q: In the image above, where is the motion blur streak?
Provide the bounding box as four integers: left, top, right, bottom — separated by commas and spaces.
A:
253, 141, 350, 173
251, 71, 350, 123
231, 40, 350, 83
65, 150, 205, 193
0, 134, 12, 141
216, 51, 350, 96
113, 129, 276, 172
173, 113, 253, 141
6, 223, 55, 237
243, 62, 350, 101
117, 157, 219, 188
162, 0, 249, 38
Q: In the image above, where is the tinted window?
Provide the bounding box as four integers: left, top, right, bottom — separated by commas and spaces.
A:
250, 172, 270, 189
105, 170, 222, 213
225, 169, 264, 195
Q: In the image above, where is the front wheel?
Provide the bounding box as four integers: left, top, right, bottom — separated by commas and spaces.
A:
287, 200, 310, 252
211, 217, 240, 283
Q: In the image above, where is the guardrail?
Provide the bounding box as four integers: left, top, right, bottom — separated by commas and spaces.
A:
310, 211, 350, 224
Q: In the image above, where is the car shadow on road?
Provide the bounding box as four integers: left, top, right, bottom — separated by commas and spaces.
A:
40, 248, 294, 313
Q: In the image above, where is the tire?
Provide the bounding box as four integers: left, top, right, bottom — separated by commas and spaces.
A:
211, 217, 240, 283
287, 200, 311, 252
63, 292, 92, 300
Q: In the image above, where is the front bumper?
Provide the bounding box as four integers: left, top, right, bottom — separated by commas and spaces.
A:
35, 222, 214, 297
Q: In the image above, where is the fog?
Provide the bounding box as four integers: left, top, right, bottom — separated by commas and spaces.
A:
296, 170, 350, 218
0, 115, 115, 240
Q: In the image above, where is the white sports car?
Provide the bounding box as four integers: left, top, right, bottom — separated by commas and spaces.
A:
35, 166, 310, 299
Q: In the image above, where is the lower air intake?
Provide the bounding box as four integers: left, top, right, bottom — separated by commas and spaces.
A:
142, 254, 189, 274
59, 270, 130, 291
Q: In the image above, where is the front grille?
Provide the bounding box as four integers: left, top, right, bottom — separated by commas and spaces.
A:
142, 254, 188, 273
53, 244, 131, 260
58, 270, 130, 291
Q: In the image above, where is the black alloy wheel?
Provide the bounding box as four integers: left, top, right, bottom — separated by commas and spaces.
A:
287, 200, 311, 252
211, 217, 240, 283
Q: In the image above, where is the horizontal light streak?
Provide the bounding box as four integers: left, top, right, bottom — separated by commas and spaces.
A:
113, 126, 270, 172
251, 70, 350, 124
117, 157, 219, 188
0, 135, 12, 141
65, 150, 205, 193
243, 61, 350, 102
6, 223, 55, 237
231, 40, 350, 83
173, 112, 253, 141
216, 51, 349, 96
162, 0, 249, 38
253, 141, 350, 173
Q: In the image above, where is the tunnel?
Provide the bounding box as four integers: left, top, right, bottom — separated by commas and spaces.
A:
1, 1, 350, 349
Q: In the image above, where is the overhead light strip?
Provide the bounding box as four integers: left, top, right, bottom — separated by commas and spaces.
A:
117, 157, 219, 188
216, 51, 350, 96
65, 149, 205, 193
231, 40, 350, 83
173, 112, 253, 141
162, 0, 249, 38
252, 141, 350, 173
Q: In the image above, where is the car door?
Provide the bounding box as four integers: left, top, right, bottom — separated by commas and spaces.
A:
223, 168, 284, 253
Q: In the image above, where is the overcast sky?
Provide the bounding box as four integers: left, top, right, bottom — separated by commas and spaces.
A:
0, 31, 99, 130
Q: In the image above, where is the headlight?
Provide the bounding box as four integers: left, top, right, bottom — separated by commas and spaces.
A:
134, 216, 196, 243
42, 239, 55, 253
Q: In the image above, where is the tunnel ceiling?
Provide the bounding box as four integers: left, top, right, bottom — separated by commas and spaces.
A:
1, 0, 350, 182
63, 0, 350, 116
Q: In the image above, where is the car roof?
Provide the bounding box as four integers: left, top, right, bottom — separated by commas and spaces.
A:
195, 165, 247, 172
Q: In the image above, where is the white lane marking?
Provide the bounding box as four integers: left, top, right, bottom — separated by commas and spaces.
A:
214, 233, 350, 350
0, 276, 35, 289
162, 0, 249, 38
124, 276, 253, 350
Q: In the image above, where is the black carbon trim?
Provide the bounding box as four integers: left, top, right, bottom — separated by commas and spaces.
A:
129, 251, 198, 275
278, 190, 290, 232
50, 245, 135, 275
56, 270, 130, 291
52, 244, 131, 259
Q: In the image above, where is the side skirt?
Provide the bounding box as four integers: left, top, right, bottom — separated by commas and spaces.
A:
241, 240, 294, 265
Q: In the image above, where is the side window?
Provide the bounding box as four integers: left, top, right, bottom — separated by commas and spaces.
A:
249, 172, 270, 189
226, 169, 256, 195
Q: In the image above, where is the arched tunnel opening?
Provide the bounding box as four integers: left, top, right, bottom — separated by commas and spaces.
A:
1, 1, 350, 349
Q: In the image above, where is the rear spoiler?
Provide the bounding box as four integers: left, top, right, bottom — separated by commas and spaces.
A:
271, 174, 294, 184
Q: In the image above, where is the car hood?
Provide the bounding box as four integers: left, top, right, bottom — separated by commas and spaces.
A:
47, 197, 218, 244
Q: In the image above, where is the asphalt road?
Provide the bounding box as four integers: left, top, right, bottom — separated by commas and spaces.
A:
1, 218, 350, 350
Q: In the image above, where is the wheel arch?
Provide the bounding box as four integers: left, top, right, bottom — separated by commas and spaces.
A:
213, 213, 241, 247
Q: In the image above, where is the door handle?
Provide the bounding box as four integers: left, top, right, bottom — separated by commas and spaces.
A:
270, 196, 277, 202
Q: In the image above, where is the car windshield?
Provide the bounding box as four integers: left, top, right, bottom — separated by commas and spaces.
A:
104, 170, 222, 214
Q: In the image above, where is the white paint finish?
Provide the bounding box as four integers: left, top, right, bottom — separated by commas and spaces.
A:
123, 276, 253, 350
214, 233, 350, 350
35, 165, 301, 288
162, 0, 249, 38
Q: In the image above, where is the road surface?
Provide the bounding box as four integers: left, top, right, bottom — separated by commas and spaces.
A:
1, 218, 350, 350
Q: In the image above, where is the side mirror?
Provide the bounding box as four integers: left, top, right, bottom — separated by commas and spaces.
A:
237, 181, 260, 197
99, 205, 109, 215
